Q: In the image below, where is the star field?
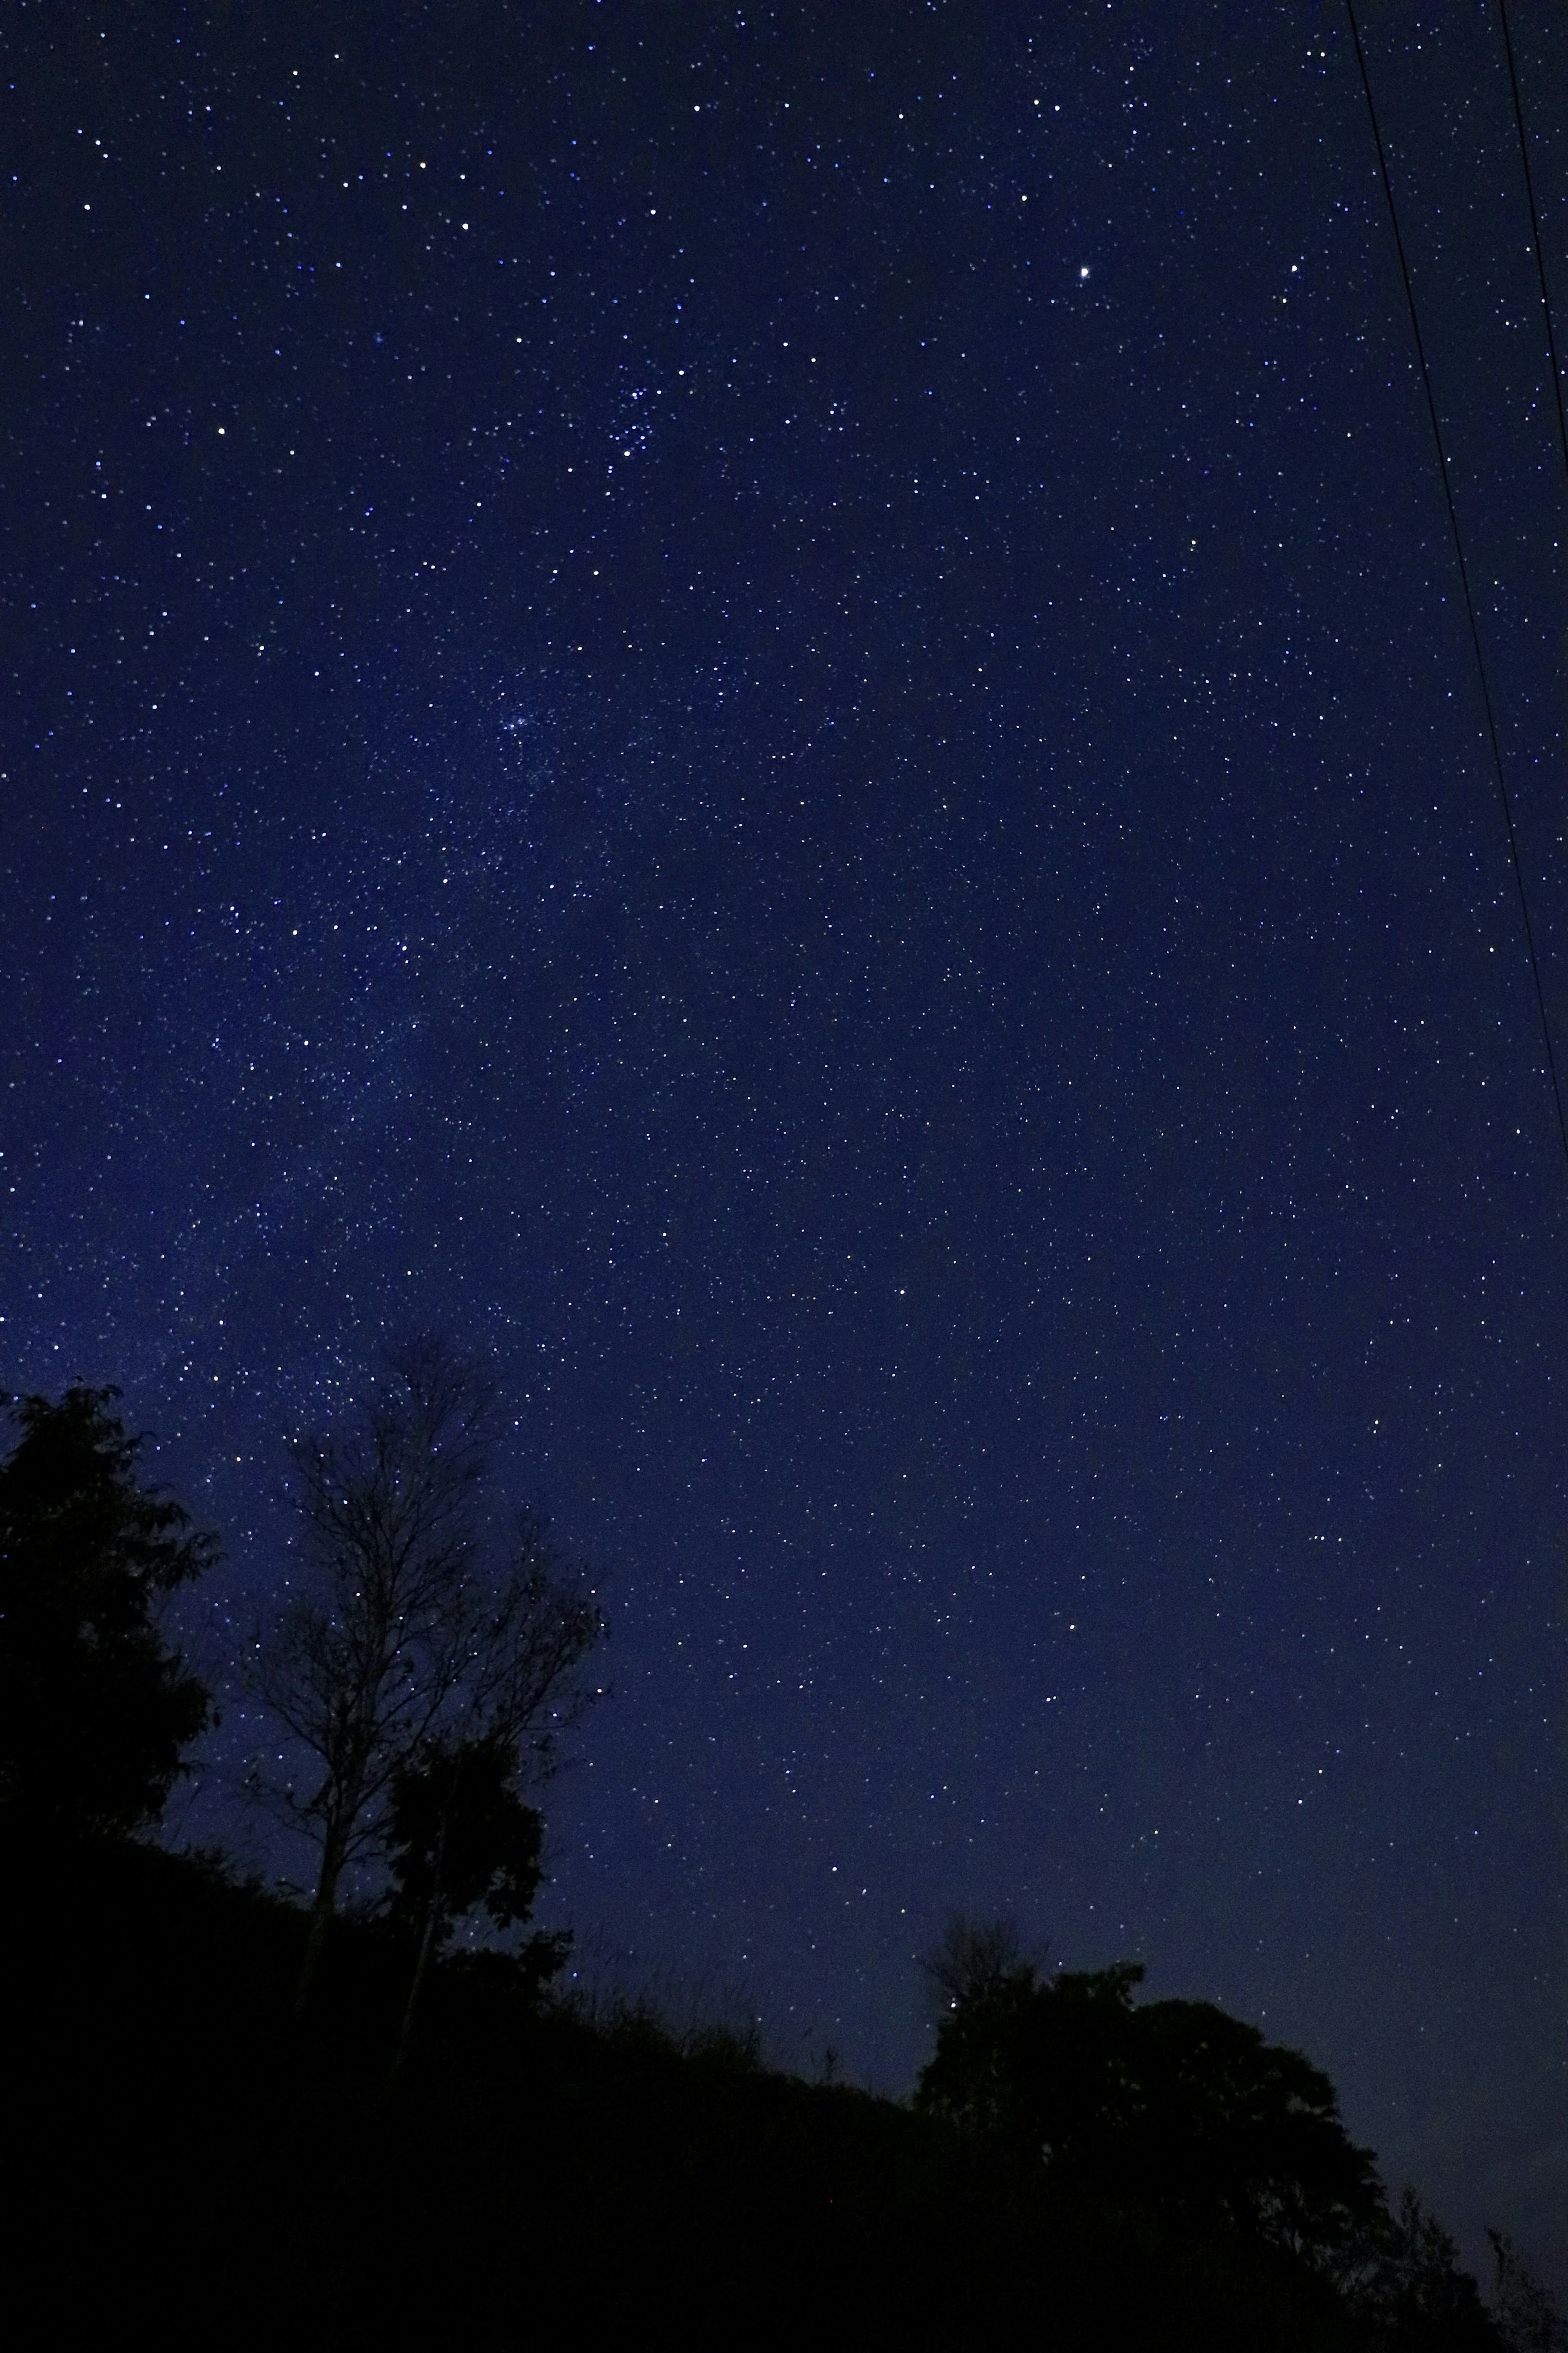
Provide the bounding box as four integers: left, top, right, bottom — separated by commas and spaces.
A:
4, 1, 1566, 2286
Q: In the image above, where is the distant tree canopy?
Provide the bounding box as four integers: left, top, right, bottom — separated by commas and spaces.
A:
0, 1385, 215, 1837
916, 1932, 1383, 2270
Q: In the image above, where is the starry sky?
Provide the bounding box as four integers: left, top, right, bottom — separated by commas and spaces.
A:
5, 0, 1566, 2285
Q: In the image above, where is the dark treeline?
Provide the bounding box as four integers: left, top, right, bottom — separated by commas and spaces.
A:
2, 1369, 1561, 2350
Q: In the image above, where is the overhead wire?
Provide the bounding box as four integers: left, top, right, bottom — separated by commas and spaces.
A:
1496, 0, 1568, 503
1344, 0, 1568, 1199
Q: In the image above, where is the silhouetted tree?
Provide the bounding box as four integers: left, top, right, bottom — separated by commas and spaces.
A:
385, 1732, 545, 1948
1125, 1992, 1384, 2262
1337, 2188, 1507, 2349
916, 1937, 1382, 2270
0, 1385, 214, 1838
1486, 2229, 1567, 2353
918, 1936, 1141, 2155
252, 1337, 604, 2003
382, 1728, 558, 2074
920, 1913, 1030, 2012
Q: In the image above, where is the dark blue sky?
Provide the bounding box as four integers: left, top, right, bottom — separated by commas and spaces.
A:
5, 0, 1566, 2286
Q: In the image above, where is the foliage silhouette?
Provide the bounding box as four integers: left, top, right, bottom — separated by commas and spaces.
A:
0, 1384, 214, 1836
385, 1730, 546, 1947
1486, 2228, 1568, 2353
382, 1727, 564, 2075
1338, 2188, 1512, 2350
916, 1943, 1383, 2270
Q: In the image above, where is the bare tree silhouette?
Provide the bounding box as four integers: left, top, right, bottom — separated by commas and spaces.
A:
251, 1337, 604, 2008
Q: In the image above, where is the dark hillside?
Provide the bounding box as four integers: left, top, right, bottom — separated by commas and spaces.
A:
13, 1836, 1353, 2351
3, 1387, 1538, 2350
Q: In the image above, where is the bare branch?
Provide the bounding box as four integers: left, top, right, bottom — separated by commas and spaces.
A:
920, 1915, 1033, 2015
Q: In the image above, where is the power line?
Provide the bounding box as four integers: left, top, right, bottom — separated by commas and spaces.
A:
1497, 0, 1568, 507
1345, 0, 1568, 1198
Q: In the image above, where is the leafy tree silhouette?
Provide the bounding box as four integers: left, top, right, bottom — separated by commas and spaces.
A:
0, 1385, 214, 1837
1486, 2228, 1568, 2353
916, 1933, 1383, 2272
385, 1730, 546, 1951
383, 1727, 564, 2076
1338, 2188, 1509, 2350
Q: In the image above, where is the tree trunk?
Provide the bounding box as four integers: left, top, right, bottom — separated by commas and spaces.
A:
294, 1830, 346, 2017
387, 1802, 451, 2089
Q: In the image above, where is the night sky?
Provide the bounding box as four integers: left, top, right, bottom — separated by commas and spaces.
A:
6, 0, 1566, 2286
